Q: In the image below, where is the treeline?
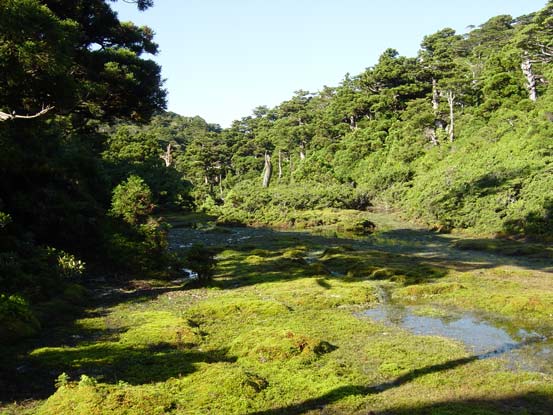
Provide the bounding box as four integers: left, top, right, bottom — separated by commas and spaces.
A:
140, 3, 552, 238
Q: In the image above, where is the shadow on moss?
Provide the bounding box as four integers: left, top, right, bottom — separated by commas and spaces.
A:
30, 343, 236, 386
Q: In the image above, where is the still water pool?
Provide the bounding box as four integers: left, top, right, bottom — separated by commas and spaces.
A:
362, 302, 553, 374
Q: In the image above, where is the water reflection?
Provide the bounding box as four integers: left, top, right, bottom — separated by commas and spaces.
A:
362, 303, 552, 374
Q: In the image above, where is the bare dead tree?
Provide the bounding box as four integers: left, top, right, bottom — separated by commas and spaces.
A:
445, 90, 456, 142
521, 55, 538, 102
278, 149, 283, 181
432, 78, 440, 112
160, 143, 173, 167
424, 127, 439, 146
299, 142, 306, 160
262, 152, 272, 188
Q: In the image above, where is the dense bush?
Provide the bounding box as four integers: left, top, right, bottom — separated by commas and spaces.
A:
100, 216, 176, 277
0, 0, 178, 344
110, 175, 155, 225
0, 294, 40, 343
390, 106, 553, 238
183, 244, 216, 284
218, 181, 371, 225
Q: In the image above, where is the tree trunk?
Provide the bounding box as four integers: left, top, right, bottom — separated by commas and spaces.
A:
521, 56, 538, 102
262, 153, 272, 188
160, 143, 173, 167
278, 150, 282, 181
289, 155, 294, 183
446, 90, 455, 142
424, 127, 439, 146
432, 78, 440, 113
349, 115, 357, 130
299, 142, 306, 160
219, 174, 224, 200
430, 78, 443, 144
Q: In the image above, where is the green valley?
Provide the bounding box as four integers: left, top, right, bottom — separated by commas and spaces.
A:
1, 1, 553, 414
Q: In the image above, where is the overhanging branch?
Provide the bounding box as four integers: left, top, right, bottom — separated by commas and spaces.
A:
0, 105, 54, 122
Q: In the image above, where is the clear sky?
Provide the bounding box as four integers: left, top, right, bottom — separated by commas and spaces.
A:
112, 0, 546, 127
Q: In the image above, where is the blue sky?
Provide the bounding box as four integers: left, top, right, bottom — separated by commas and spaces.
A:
112, 0, 546, 127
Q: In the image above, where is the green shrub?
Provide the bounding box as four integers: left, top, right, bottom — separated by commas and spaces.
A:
219, 181, 372, 226
101, 217, 173, 277
0, 245, 84, 302
110, 175, 154, 225
0, 294, 40, 343
46, 247, 85, 279
0, 211, 12, 229
183, 244, 216, 284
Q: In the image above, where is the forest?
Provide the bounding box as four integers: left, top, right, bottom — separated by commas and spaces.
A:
1, 0, 553, 414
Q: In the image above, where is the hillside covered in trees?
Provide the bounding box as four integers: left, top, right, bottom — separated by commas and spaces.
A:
1, 1, 553, 414
152, 6, 552, 239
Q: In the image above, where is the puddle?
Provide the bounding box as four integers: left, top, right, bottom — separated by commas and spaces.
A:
362, 301, 553, 374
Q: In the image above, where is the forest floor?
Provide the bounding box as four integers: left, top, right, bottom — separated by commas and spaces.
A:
1, 209, 553, 414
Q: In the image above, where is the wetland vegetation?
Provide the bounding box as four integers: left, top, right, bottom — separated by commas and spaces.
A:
1, 1, 553, 413
2, 212, 553, 414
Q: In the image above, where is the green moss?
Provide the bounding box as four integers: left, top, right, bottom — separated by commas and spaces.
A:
249, 249, 274, 257
186, 297, 292, 321
322, 249, 445, 285
391, 271, 553, 330
118, 313, 196, 347
6, 213, 551, 415
454, 238, 553, 259
230, 328, 336, 362
245, 255, 266, 264
411, 306, 453, 319
400, 282, 467, 298
281, 247, 307, 259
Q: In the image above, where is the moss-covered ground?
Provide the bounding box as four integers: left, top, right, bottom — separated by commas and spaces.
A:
1, 210, 553, 414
